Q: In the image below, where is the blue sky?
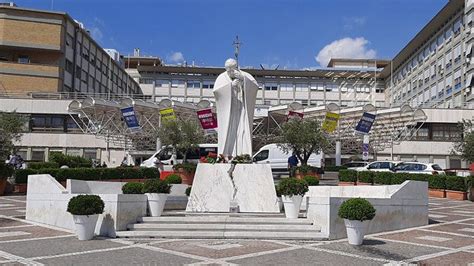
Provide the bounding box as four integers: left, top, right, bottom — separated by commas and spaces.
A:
14, 0, 446, 68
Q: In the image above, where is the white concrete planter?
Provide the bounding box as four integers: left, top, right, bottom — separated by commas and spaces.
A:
344, 219, 369, 245
72, 214, 99, 241
277, 197, 283, 212
146, 193, 168, 217
282, 195, 303, 219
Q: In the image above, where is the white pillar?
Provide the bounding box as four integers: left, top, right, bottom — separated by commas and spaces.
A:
335, 141, 341, 166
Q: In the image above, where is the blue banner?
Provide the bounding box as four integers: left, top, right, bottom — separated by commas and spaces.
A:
355, 112, 376, 134
121, 107, 140, 131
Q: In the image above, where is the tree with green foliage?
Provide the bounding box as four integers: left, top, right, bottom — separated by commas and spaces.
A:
452, 119, 474, 163
277, 117, 328, 165
0, 112, 26, 160
156, 118, 205, 162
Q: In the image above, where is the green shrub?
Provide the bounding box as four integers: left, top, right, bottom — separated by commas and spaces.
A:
67, 195, 104, 216
408, 173, 429, 182
140, 167, 160, 179
49, 152, 92, 168
277, 178, 309, 197
324, 165, 348, 172
445, 176, 467, 192
165, 174, 182, 184
275, 185, 281, 197
391, 173, 408, 185
122, 182, 144, 194
173, 163, 197, 173
428, 175, 446, 189
0, 163, 14, 179
28, 162, 59, 170
185, 186, 192, 197
119, 167, 143, 179
143, 179, 171, 194
358, 171, 374, 184
302, 175, 319, 186
338, 169, 357, 183
13, 169, 37, 184
373, 172, 393, 185
338, 198, 376, 221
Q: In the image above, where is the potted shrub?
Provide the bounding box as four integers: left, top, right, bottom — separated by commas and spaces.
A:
0, 163, 13, 196
357, 171, 374, 185
143, 179, 171, 216
277, 178, 309, 219
122, 182, 144, 194
338, 198, 376, 245
67, 195, 105, 241
428, 175, 446, 198
445, 176, 467, 200
338, 169, 357, 186
302, 175, 319, 186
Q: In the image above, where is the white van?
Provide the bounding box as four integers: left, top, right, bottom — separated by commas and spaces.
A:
252, 144, 322, 172
140, 144, 218, 168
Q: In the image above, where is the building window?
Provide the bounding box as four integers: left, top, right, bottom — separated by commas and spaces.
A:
264, 83, 278, 91
295, 83, 308, 92
280, 83, 293, 91
31, 149, 45, 162
202, 81, 214, 89
18, 55, 30, 64
65, 60, 74, 73
31, 115, 65, 132
187, 80, 200, 89
76, 66, 81, 79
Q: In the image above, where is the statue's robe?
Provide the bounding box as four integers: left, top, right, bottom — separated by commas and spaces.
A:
213, 70, 258, 157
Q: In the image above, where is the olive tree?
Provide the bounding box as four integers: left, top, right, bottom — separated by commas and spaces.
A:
277, 117, 328, 165
156, 118, 205, 162
0, 112, 26, 160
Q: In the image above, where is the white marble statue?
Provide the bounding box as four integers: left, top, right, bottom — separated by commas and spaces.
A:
213, 58, 259, 158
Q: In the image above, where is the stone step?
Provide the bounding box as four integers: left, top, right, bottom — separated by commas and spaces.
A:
138, 216, 312, 225
115, 230, 326, 240
163, 211, 286, 218
128, 223, 320, 232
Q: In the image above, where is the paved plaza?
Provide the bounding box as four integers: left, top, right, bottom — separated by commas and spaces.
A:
0, 195, 473, 265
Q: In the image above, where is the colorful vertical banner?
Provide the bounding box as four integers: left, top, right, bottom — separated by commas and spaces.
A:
287, 111, 304, 120
322, 112, 340, 133
159, 108, 176, 122
197, 108, 217, 130
121, 106, 141, 132
355, 112, 376, 134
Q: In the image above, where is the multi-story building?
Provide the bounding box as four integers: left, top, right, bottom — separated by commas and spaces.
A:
0, 5, 141, 97
125, 58, 387, 108
382, 0, 474, 109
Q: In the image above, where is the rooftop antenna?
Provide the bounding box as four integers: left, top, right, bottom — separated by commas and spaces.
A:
232, 35, 242, 67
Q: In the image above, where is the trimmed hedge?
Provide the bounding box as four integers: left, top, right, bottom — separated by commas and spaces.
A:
338, 198, 376, 222
122, 182, 144, 194
358, 171, 374, 184
143, 179, 171, 194
67, 195, 104, 216
165, 174, 182, 184
28, 162, 59, 170
49, 152, 92, 168
446, 176, 467, 192
373, 172, 394, 185
338, 169, 357, 183
428, 175, 446, 189
324, 165, 348, 172
277, 178, 309, 197
302, 175, 319, 186
390, 173, 407, 185
13, 167, 160, 184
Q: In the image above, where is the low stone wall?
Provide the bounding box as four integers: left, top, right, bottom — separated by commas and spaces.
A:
306, 181, 428, 239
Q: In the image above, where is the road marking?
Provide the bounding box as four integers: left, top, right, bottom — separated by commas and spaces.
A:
429, 214, 447, 218
0, 231, 31, 238
416, 236, 452, 242
196, 243, 243, 250
0, 204, 14, 208
458, 228, 474, 233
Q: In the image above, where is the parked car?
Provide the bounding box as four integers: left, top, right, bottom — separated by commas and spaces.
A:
342, 161, 369, 169
392, 162, 445, 175
354, 161, 401, 172
252, 144, 322, 173
140, 144, 218, 168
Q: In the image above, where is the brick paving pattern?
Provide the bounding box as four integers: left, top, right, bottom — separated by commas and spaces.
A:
0, 195, 472, 265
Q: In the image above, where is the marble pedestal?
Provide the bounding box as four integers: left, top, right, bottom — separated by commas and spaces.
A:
186, 164, 279, 213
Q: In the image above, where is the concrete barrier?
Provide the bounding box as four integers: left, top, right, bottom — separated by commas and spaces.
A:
306, 180, 428, 239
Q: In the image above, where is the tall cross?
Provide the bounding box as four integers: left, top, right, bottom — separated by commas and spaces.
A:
233, 35, 242, 66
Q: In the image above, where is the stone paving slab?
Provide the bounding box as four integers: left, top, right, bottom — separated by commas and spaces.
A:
0, 237, 126, 258
426, 223, 474, 236
376, 229, 474, 249
228, 247, 383, 265
414, 251, 474, 265
316, 238, 446, 261
0, 225, 71, 242
428, 212, 474, 222
0, 218, 28, 228
36, 246, 200, 265
153, 239, 289, 259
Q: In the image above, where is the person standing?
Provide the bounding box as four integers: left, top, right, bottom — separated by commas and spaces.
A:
288, 153, 299, 178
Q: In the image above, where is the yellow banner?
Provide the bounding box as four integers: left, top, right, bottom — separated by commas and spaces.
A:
322, 112, 340, 133
159, 108, 176, 121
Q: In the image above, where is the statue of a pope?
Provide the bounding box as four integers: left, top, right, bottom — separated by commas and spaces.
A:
213, 58, 259, 158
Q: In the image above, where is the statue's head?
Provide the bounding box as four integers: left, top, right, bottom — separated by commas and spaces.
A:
225, 58, 238, 78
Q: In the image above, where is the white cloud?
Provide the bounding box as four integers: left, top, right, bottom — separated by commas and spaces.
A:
90, 27, 103, 43
343, 17, 366, 31
315, 37, 376, 67
168, 52, 185, 64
